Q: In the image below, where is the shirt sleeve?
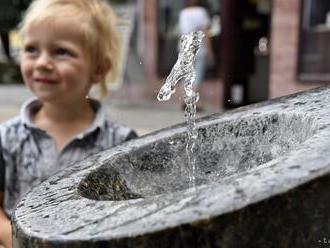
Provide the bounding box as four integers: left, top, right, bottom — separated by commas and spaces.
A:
0, 135, 5, 192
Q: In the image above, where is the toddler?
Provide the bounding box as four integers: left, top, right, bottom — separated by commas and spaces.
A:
0, 1, 137, 247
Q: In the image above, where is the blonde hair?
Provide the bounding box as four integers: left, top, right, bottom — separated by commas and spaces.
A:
20, 0, 121, 98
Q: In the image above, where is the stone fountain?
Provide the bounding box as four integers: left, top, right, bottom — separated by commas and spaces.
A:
12, 86, 330, 247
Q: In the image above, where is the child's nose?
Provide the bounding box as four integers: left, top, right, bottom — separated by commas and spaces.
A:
36, 53, 54, 70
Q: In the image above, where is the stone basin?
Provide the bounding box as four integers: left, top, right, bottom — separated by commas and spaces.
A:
78, 113, 315, 201
12, 86, 330, 247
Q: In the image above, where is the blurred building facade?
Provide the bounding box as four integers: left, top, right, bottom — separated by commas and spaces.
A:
135, 0, 326, 109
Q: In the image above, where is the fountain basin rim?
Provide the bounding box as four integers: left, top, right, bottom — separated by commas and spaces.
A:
12, 86, 330, 242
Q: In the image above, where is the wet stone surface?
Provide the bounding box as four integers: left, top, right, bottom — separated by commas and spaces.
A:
12, 86, 330, 247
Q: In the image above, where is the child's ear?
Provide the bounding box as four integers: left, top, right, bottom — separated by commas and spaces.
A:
93, 58, 111, 84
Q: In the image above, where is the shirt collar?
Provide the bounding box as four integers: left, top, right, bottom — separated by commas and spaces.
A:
21, 98, 107, 138
21, 98, 41, 128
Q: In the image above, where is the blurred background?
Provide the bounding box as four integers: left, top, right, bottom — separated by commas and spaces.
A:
0, 0, 327, 135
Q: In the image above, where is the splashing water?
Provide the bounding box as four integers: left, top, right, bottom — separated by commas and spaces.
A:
157, 30, 205, 187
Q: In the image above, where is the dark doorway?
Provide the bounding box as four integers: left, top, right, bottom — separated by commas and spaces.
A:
221, 0, 271, 109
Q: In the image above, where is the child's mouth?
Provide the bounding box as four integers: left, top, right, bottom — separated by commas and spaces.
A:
34, 78, 57, 84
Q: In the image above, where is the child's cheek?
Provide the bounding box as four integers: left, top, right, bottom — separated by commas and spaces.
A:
21, 63, 33, 83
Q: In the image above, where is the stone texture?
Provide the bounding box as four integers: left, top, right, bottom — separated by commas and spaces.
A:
12, 86, 330, 247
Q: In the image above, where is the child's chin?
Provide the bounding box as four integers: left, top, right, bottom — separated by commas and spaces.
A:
34, 92, 59, 102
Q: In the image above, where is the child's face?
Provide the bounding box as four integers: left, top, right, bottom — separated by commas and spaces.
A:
21, 17, 96, 105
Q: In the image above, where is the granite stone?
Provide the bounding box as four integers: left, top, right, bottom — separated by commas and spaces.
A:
12, 86, 330, 247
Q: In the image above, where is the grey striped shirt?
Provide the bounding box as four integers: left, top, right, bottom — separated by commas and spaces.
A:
0, 98, 137, 216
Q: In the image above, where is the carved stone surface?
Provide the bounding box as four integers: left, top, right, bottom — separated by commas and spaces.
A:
12, 86, 330, 247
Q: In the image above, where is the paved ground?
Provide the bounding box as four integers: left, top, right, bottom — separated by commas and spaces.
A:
0, 85, 220, 135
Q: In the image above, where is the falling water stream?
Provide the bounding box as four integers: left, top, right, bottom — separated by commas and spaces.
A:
157, 31, 205, 187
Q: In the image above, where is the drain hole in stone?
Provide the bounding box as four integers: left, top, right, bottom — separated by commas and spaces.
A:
78, 167, 142, 201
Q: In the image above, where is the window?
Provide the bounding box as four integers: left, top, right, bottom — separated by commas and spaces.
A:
298, 0, 330, 81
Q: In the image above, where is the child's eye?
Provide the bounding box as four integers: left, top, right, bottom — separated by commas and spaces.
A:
24, 45, 37, 54
54, 48, 73, 56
